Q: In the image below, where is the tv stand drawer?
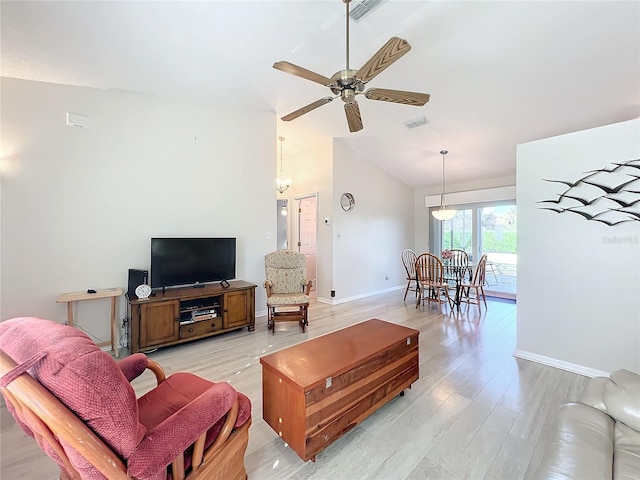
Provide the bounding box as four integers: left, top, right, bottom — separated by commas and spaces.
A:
180, 318, 222, 339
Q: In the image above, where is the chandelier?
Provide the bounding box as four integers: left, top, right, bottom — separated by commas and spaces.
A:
432, 150, 457, 221
276, 136, 292, 194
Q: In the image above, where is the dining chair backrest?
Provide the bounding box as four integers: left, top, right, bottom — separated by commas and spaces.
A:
473, 254, 488, 286
447, 249, 469, 268
401, 249, 418, 279
415, 253, 445, 284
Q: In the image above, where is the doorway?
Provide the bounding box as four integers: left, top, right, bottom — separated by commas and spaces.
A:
295, 194, 317, 297
276, 199, 289, 250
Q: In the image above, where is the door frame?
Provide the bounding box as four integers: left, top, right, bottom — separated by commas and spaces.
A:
293, 193, 318, 295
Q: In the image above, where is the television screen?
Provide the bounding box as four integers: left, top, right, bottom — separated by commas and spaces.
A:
151, 237, 236, 289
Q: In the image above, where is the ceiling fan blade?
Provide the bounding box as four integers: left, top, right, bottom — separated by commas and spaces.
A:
364, 88, 430, 106
344, 101, 363, 133
355, 37, 411, 84
273, 61, 333, 87
281, 97, 335, 122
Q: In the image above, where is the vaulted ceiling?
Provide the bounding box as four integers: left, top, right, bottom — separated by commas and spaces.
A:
2, 1, 638, 188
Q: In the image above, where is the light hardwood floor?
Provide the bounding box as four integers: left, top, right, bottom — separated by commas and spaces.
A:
1, 291, 589, 480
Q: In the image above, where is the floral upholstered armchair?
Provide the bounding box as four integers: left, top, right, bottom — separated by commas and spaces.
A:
0, 317, 252, 480
264, 250, 312, 334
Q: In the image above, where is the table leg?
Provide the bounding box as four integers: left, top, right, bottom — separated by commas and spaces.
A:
67, 302, 74, 326
110, 297, 119, 358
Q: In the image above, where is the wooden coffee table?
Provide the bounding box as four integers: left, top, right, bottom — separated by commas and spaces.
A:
260, 318, 419, 462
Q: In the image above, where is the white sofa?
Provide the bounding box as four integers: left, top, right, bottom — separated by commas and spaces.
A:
533, 369, 640, 480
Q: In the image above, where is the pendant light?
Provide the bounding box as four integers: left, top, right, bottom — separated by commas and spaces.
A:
276, 136, 292, 194
432, 150, 457, 221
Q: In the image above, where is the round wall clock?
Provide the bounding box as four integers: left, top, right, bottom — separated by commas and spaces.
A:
135, 284, 152, 299
340, 193, 355, 212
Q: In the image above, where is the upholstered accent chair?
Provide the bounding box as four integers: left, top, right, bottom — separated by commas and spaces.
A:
0, 317, 252, 480
264, 250, 312, 334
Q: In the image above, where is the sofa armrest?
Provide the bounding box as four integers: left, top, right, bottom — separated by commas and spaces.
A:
531, 403, 614, 480
116, 354, 166, 385
578, 376, 610, 412
127, 382, 238, 479
116, 353, 148, 382
605, 369, 640, 432
578, 370, 640, 433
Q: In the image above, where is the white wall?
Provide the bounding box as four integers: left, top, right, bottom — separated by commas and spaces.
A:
1, 78, 276, 342
332, 140, 414, 302
516, 118, 640, 375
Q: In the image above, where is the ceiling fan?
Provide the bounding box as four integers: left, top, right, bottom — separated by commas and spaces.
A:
273, 0, 430, 133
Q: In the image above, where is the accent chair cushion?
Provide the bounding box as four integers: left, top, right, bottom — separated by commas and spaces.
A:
266, 293, 310, 306
132, 372, 252, 479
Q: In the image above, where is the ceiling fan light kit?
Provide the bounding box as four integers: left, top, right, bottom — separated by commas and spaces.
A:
273, 0, 430, 133
432, 150, 457, 221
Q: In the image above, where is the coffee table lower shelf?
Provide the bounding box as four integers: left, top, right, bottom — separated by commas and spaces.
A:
260, 318, 420, 462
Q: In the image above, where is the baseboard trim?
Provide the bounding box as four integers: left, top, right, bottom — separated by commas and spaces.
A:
316, 285, 404, 306
513, 349, 609, 378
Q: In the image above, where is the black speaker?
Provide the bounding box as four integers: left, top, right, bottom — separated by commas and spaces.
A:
127, 268, 149, 296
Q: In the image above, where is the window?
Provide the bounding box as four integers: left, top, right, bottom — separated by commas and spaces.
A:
432, 201, 517, 299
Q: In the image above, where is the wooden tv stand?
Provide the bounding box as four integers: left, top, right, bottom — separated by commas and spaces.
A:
127, 280, 256, 353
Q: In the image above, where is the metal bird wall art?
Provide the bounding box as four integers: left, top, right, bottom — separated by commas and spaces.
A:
537, 159, 640, 225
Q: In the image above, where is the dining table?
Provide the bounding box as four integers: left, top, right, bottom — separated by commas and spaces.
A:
443, 262, 474, 311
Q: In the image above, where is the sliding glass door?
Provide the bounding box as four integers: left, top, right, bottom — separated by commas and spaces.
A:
435, 201, 517, 299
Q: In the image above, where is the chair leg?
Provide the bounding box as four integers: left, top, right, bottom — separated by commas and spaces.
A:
416, 284, 422, 308
443, 287, 453, 310
404, 281, 410, 301
480, 287, 487, 307
300, 306, 308, 333
268, 307, 275, 334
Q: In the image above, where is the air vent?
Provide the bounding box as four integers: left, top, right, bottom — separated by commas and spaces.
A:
403, 116, 430, 129
349, 0, 387, 22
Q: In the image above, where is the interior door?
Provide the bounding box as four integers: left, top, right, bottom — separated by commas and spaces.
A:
297, 195, 317, 295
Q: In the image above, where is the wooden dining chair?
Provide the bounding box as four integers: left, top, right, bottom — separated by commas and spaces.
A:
415, 253, 452, 310
442, 249, 469, 280
442, 249, 471, 307
459, 253, 489, 312
401, 249, 419, 301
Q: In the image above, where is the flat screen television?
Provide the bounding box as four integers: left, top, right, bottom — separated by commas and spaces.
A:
151, 237, 236, 289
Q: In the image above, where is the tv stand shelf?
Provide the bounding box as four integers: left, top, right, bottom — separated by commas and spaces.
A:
127, 280, 256, 353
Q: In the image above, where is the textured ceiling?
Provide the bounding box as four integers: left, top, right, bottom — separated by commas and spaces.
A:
2, 1, 639, 188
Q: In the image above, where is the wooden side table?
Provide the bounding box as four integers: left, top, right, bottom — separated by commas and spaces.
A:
56, 288, 124, 357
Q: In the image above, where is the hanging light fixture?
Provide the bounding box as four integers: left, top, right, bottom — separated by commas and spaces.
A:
276, 136, 292, 194
432, 150, 457, 221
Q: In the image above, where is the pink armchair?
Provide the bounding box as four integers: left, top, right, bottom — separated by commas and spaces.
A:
0, 317, 252, 480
